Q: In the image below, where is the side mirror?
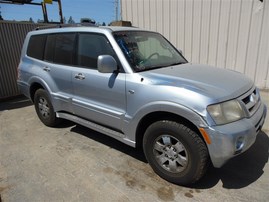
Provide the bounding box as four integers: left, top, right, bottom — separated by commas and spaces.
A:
97, 55, 118, 73
178, 49, 183, 55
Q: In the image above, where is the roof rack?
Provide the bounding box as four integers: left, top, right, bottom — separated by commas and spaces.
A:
35, 23, 97, 30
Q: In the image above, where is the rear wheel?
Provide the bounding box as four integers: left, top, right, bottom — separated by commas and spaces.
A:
34, 89, 60, 127
143, 120, 209, 185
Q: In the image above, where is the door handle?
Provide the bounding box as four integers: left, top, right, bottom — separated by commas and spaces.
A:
128, 90, 135, 94
74, 73, 85, 80
43, 66, 50, 72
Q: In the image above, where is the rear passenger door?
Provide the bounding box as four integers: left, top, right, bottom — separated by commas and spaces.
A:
42, 33, 76, 112
72, 33, 126, 131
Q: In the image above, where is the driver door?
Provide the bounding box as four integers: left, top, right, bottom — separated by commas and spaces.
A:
72, 33, 126, 131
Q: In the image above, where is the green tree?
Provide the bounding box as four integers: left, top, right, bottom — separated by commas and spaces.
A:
102, 22, 106, 26
29, 17, 34, 23
68, 16, 75, 24
63, 17, 66, 24
0, 6, 3, 21
37, 19, 43, 23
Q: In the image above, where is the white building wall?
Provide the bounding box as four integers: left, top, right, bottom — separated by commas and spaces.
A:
121, 0, 269, 89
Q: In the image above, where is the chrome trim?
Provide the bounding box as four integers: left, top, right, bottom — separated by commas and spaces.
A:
239, 87, 261, 117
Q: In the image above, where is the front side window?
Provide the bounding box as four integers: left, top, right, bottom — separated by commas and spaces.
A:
27, 32, 120, 69
114, 31, 187, 72
77, 33, 116, 69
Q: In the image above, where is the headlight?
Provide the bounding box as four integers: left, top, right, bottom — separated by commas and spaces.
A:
207, 100, 245, 125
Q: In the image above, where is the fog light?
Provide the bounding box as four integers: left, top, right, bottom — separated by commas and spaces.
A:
235, 136, 245, 151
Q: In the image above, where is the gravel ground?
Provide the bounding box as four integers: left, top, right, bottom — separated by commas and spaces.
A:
0, 94, 268, 202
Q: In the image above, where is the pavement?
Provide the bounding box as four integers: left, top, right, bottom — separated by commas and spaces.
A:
0, 91, 268, 202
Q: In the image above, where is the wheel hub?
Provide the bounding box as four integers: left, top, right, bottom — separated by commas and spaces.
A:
164, 146, 178, 160
153, 135, 188, 173
38, 97, 49, 117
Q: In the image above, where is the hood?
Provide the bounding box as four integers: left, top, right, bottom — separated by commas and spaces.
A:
139, 63, 253, 102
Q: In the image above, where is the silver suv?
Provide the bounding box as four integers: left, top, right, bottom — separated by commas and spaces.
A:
17, 24, 267, 185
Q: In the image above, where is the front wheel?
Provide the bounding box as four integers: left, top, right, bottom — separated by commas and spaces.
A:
143, 120, 209, 185
34, 89, 60, 127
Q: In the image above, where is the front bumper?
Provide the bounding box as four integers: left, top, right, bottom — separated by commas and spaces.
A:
204, 102, 267, 168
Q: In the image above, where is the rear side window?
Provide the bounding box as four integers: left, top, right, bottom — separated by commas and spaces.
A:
44, 33, 76, 65
44, 34, 55, 62
27, 35, 46, 60
26, 32, 121, 69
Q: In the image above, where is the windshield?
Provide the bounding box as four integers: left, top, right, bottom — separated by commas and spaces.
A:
114, 31, 187, 72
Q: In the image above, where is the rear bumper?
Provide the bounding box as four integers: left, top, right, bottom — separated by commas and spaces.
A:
17, 80, 30, 99
204, 102, 267, 168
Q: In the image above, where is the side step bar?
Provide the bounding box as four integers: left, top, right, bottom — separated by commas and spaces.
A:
56, 112, 125, 138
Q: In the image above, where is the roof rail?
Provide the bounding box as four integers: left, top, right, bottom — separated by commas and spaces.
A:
35, 23, 97, 30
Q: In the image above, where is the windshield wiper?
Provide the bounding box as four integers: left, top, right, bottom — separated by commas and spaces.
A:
168, 62, 186, 66
135, 61, 186, 72
150, 62, 185, 69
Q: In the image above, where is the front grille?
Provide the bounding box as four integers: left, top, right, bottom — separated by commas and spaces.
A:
240, 88, 261, 117
255, 115, 264, 133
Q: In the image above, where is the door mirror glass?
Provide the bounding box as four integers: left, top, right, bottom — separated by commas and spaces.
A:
97, 55, 118, 73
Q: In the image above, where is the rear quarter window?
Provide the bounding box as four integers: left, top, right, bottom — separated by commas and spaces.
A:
27, 34, 46, 60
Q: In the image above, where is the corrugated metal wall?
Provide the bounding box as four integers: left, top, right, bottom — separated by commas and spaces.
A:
121, 0, 269, 89
0, 21, 41, 99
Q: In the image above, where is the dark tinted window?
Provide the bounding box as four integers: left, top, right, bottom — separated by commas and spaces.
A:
44, 34, 56, 62
44, 33, 76, 65
77, 33, 116, 69
27, 35, 46, 60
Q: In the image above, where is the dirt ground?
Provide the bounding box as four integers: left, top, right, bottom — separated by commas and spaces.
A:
0, 94, 268, 202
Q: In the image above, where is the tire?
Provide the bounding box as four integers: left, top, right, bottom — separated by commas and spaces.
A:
34, 89, 60, 127
143, 120, 209, 185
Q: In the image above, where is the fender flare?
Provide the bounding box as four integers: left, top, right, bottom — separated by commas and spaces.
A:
123, 101, 208, 142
